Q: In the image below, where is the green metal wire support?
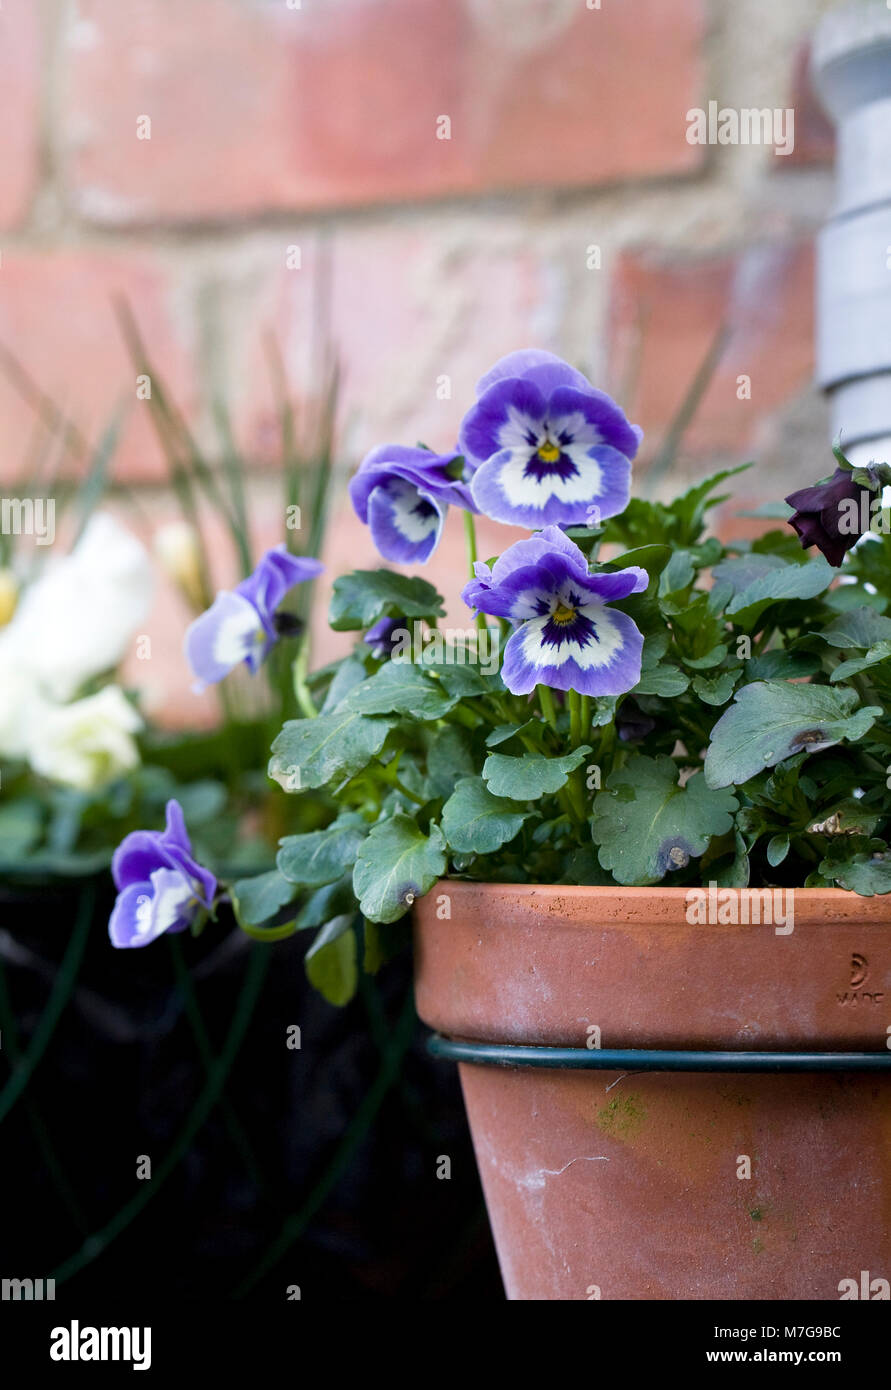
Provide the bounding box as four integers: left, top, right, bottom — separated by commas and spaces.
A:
428, 1036, 891, 1073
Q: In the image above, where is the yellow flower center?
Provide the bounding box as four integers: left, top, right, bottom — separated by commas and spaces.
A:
552, 602, 577, 626
536, 438, 561, 464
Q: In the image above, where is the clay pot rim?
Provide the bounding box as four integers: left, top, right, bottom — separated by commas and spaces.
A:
427, 879, 891, 927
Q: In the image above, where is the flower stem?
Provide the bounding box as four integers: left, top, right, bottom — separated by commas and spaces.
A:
293, 634, 318, 718
463, 510, 487, 634
568, 689, 582, 747
579, 693, 591, 743
537, 684, 560, 737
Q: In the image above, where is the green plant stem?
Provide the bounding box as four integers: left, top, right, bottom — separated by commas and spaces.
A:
579, 694, 591, 742
537, 684, 560, 738
391, 776, 425, 806
568, 689, 582, 747
463, 511, 487, 634
293, 634, 318, 718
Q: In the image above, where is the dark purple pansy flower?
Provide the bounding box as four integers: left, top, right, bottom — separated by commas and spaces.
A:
462, 525, 648, 697
459, 350, 642, 529
349, 445, 475, 565
785, 466, 882, 567
185, 545, 322, 688
109, 799, 216, 949
363, 615, 409, 660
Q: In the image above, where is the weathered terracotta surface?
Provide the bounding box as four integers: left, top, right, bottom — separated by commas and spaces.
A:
413, 883, 891, 1300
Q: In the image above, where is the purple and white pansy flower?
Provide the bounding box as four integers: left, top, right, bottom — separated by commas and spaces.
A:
109, 799, 216, 949
459, 350, 643, 529
349, 445, 476, 565
185, 546, 323, 689
462, 526, 648, 698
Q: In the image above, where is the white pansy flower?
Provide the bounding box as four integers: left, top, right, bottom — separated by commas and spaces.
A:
0, 512, 154, 701
28, 686, 143, 791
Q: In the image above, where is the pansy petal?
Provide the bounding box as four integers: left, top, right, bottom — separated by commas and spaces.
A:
236, 546, 323, 627
548, 385, 643, 461
474, 350, 591, 398
581, 566, 649, 602
458, 377, 547, 468
470, 442, 631, 528
109, 880, 154, 948
501, 603, 643, 698
489, 525, 589, 583
349, 446, 465, 520
185, 591, 266, 688
110, 870, 195, 948
161, 800, 216, 907
367, 479, 444, 564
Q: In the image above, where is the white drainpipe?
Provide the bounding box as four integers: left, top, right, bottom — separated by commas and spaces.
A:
813, 1, 891, 467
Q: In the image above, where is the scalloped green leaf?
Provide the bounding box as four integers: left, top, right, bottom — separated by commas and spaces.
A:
269, 709, 395, 791
441, 778, 530, 855
329, 570, 445, 631
277, 814, 368, 887
344, 659, 457, 719
353, 815, 447, 923
704, 682, 880, 788
483, 746, 591, 800
305, 916, 358, 1005
592, 755, 738, 886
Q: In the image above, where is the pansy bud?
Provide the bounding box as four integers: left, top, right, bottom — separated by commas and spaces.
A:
153, 521, 206, 610
0, 569, 18, 628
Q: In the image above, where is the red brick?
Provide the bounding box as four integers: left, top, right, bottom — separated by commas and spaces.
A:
783, 42, 835, 169
0, 0, 43, 228
61, 0, 706, 224
237, 221, 563, 468
0, 252, 197, 484
607, 242, 815, 461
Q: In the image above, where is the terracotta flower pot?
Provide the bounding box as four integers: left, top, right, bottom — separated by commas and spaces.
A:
413, 882, 891, 1301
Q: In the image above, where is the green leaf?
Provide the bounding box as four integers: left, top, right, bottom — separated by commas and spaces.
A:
344, 660, 457, 719
817, 607, 891, 650
426, 725, 477, 798
269, 709, 395, 791
329, 570, 445, 631
766, 833, 790, 868
483, 746, 591, 800
724, 557, 834, 629
692, 669, 738, 706
633, 663, 689, 697
277, 814, 367, 887
704, 682, 881, 788
320, 655, 370, 713
592, 755, 738, 886
353, 815, 447, 923
0, 800, 43, 857
830, 640, 891, 682
294, 875, 355, 930
602, 544, 672, 585
305, 916, 358, 1004
441, 778, 530, 854
485, 719, 538, 748
231, 869, 298, 927
362, 917, 409, 975
746, 649, 821, 682
818, 840, 891, 896
420, 656, 495, 698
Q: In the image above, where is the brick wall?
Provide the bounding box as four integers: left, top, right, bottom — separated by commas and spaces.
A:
0, 0, 841, 722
